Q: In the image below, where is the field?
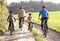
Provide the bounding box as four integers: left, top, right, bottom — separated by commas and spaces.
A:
25, 11, 60, 33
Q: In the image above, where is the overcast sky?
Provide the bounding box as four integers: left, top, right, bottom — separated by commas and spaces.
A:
6, 0, 60, 4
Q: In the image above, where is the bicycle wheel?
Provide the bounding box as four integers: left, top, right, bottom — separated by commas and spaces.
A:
43, 24, 48, 38
30, 22, 33, 32
43, 30, 47, 38
10, 24, 14, 35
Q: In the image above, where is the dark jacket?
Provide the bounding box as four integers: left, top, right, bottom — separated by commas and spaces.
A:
7, 14, 15, 22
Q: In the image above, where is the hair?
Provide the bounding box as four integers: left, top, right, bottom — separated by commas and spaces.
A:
9, 10, 13, 14
29, 12, 32, 15
42, 6, 46, 8
9, 11, 12, 14
20, 6, 23, 9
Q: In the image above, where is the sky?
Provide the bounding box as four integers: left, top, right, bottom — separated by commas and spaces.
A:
6, 0, 60, 4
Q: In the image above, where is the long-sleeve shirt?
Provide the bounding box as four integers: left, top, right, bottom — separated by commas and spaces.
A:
18, 9, 25, 17
39, 9, 49, 18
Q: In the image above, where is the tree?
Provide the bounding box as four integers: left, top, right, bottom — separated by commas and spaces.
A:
0, 0, 5, 7
0, 0, 8, 34
8, 1, 60, 13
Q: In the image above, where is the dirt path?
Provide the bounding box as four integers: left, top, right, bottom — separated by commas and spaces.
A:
0, 20, 35, 41
18, 24, 35, 41
34, 24, 60, 41
0, 20, 60, 41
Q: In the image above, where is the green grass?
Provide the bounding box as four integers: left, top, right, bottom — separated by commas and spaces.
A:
25, 11, 60, 33
32, 28, 43, 41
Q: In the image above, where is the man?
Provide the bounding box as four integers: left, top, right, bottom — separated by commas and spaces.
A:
38, 6, 49, 31
18, 6, 25, 29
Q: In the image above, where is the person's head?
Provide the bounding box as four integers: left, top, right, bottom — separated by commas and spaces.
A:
42, 6, 46, 9
9, 10, 13, 15
29, 12, 32, 16
19, 6, 23, 9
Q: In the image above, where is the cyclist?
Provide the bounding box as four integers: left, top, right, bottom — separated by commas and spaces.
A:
7, 11, 16, 35
18, 6, 26, 29
38, 6, 49, 36
27, 12, 34, 32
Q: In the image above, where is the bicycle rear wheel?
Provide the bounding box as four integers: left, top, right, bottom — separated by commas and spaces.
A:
43, 24, 48, 38
43, 30, 47, 38
28, 22, 33, 32
10, 24, 14, 35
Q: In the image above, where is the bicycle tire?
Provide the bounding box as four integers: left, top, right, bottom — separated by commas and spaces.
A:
43, 23, 48, 38
10, 30, 13, 35
29, 22, 33, 32
9, 24, 14, 35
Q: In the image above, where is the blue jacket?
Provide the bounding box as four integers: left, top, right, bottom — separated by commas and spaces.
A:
39, 9, 48, 18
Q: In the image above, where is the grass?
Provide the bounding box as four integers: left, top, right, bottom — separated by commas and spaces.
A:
32, 28, 43, 41
25, 11, 60, 33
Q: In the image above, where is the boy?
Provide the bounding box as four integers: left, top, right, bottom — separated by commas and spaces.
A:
38, 6, 49, 30
7, 11, 16, 31
27, 12, 34, 32
38, 6, 49, 38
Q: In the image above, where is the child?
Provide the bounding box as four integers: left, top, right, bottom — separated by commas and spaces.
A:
27, 12, 34, 32
7, 11, 16, 32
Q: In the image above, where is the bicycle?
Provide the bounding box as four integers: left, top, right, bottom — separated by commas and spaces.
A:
40, 19, 48, 38
28, 22, 33, 32
9, 22, 14, 35
9, 18, 16, 35
19, 18, 24, 30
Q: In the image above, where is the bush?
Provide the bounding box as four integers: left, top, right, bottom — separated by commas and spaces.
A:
0, 30, 4, 35
0, 4, 8, 35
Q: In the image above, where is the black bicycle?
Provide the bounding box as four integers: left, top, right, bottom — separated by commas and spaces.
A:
40, 19, 48, 38
28, 22, 33, 32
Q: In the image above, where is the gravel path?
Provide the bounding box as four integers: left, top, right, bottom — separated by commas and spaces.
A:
0, 20, 35, 41
34, 24, 60, 41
